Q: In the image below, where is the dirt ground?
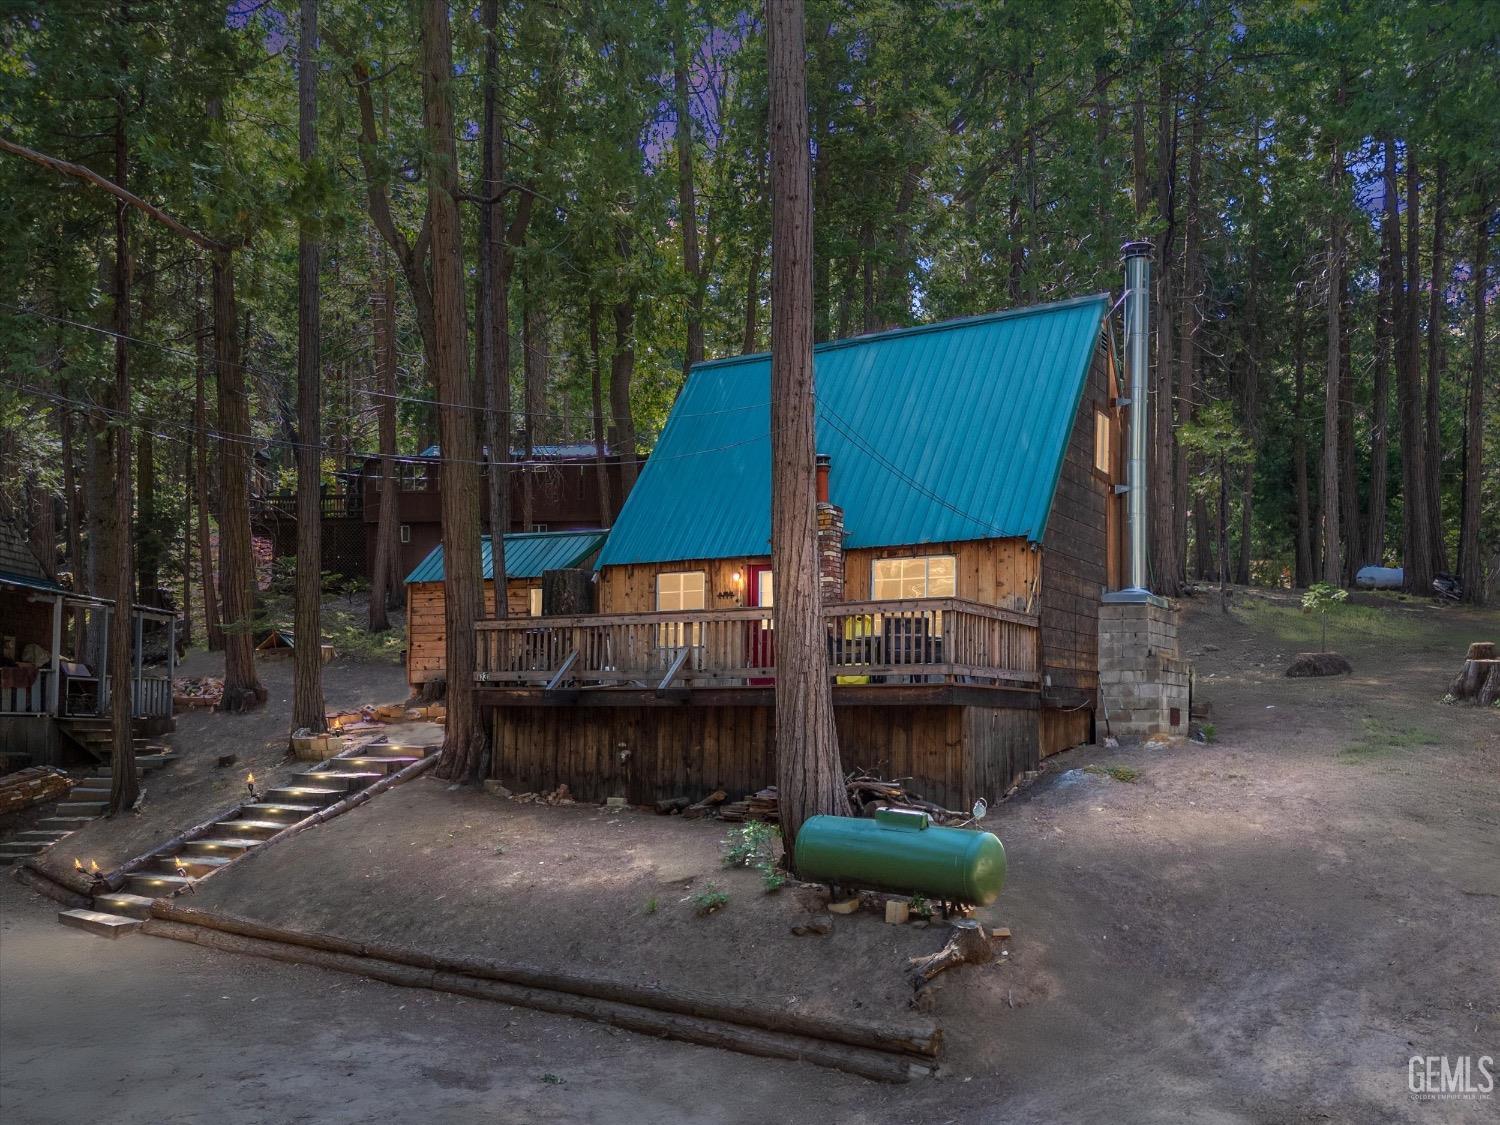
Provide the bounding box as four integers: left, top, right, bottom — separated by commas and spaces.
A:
3, 588, 1498, 1123
25, 642, 417, 875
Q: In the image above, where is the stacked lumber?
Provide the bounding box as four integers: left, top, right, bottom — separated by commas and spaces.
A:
716, 800, 751, 823
0, 766, 73, 815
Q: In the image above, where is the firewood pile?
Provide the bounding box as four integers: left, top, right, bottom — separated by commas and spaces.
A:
172, 675, 223, 710
739, 773, 968, 825
325, 701, 446, 734
0, 766, 73, 815
511, 784, 577, 806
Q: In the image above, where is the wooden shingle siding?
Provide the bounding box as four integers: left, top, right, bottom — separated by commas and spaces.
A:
1038, 341, 1113, 707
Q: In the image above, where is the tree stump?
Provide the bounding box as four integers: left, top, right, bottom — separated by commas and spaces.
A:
1449, 641, 1499, 703
1449, 644, 1500, 705
908, 919, 995, 986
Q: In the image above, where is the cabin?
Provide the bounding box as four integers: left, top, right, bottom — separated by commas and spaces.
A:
404, 529, 608, 688
474, 294, 1126, 810
253, 444, 629, 581
0, 518, 176, 767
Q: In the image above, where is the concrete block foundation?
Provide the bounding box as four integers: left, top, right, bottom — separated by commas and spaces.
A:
1099, 599, 1191, 738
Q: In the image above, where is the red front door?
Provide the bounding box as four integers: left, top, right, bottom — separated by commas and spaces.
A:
746, 564, 774, 683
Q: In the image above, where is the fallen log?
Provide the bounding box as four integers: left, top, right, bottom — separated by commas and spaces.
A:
11, 862, 90, 908
142, 917, 928, 1083
149, 901, 942, 1060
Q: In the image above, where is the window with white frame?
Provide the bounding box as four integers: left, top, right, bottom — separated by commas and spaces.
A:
655, 571, 707, 611
529, 587, 543, 617
399, 524, 411, 544
1094, 410, 1112, 476
871, 555, 957, 600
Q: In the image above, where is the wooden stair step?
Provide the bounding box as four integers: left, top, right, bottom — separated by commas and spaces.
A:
263, 786, 342, 804
294, 771, 383, 790
57, 909, 143, 938
244, 802, 321, 818
215, 820, 286, 838
0, 843, 46, 864
55, 801, 105, 816
15, 829, 73, 842
35, 817, 94, 831
182, 837, 262, 855
155, 854, 233, 875
339, 755, 420, 772
91, 892, 157, 920
124, 872, 195, 894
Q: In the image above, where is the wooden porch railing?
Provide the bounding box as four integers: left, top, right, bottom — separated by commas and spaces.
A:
0, 669, 52, 715
474, 598, 1040, 691
91, 674, 174, 719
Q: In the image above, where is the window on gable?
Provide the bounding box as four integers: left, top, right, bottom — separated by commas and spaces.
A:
871, 555, 956, 600
1094, 410, 1112, 476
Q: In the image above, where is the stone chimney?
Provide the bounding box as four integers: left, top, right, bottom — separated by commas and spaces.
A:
815, 454, 844, 605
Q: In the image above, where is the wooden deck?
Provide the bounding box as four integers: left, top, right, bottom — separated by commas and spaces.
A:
474, 597, 1040, 696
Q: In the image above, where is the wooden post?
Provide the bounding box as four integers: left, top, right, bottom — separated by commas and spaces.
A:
47, 594, 62, 715
165, 614, 176, 714
133, 610, 144, 717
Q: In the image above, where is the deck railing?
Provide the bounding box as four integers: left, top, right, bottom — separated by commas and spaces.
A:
0, 669, 53, 715
475, 598, 1039, 691
90, 674, 174, 719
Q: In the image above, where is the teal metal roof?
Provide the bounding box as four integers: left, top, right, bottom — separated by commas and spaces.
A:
596, 294, 1109, 567
405, 530, 607, 584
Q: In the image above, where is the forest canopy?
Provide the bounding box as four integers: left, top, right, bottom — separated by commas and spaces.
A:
1, 0, 1496, 610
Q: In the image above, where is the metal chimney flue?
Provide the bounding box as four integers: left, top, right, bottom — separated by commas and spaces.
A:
1121, 240, 1152, 596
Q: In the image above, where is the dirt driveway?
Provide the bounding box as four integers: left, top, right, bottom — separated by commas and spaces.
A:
3, 590, 1497, 1123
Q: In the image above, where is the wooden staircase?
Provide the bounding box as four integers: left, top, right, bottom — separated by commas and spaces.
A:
56, 740, 437, 936
0, 744, 178, 866
57, 718, 168, 764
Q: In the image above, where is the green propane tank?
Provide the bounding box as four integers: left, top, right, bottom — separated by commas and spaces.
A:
793, 807, 1007, 906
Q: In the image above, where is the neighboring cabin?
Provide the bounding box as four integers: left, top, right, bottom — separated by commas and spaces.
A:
474, 294, 1127, 809
0, 518, 175, 767
404, 530, 608, 688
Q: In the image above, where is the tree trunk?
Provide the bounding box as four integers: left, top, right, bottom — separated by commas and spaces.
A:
181, 434, 193, 647
136, 418, 157, 599
1367, 139, 1396, 566
1337, 268, 1359, 581
1148, 62, 1182, 596
1293, 302, 1313, 588
291, 0, 325, 736
60, 386, 81, 577
1320, 131, 1343, 587
766, 0, 844, 856
1399, 151, 1437, 594
1458, 193, 1488, 603
672, 0, 704, 376
213, 252, 267, 711
1425, 161, 1448, 573
193, 283, 223, 651
742, 236, 763, 354
107, 71, 138, 815
588, 298, 612, 526
420, 0, 485, 781
476, 0, 510, 613
611, 280, 639, 494
519, 281, 545, 531
368, 239, 402, 632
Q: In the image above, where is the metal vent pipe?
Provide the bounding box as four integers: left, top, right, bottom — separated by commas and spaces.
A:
1121, 241, 1152, 594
